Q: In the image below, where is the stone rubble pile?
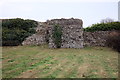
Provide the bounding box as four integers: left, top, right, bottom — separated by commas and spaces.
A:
22, 23, 47, 46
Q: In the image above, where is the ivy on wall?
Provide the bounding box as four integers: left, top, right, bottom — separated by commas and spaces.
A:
52, 24, 62, 48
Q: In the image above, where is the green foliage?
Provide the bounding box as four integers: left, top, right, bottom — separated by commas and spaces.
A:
84, 22, 120, 32
2, 18, 38, 46
52, 24, 62, 48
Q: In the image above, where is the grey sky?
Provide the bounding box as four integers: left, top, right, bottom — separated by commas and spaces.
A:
0, 0, 119, 27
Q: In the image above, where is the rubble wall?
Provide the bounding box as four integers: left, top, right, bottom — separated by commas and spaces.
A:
83, 31, 119, 46
22, 22, 47, 45
22, 18, 84, 48
47, 18, 84, 48
22, 18, 119, 48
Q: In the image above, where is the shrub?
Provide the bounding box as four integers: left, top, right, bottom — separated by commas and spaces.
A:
106, 31, 120, 53
52, 24, 62, 48
2, 18, 38, 46
84, 22, 120, 32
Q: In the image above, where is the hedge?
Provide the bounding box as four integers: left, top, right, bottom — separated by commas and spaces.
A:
2, 18, 38, 46
84, 22, 120, 32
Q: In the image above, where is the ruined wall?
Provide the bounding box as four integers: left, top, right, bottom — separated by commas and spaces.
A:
83, 31, 119, 47
47, 18, 84, 48
22, 22, 47, 45
22, 18, 84, 48
22, 18, 119, 48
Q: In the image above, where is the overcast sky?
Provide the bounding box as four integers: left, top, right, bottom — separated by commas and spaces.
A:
0, 0, 119, 27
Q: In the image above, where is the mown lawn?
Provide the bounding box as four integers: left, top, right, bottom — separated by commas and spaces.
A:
2, 45, 118, 78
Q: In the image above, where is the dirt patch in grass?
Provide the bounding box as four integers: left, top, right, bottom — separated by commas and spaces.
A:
77, 63, 90, 78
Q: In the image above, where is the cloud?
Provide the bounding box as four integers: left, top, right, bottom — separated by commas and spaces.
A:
1, 0, 119, 3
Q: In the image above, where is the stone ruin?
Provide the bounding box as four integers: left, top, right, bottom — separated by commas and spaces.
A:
22, 18, 118, 48
47, 18, 83, 48
84, 31, 111, 46
83, 30, 120, 47
22, 18, 84, 48
22, 22, 47, 45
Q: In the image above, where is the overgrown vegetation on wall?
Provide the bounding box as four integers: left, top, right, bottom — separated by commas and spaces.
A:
52, 24, 62, 48
2, 18, 38, 46
84, 22, 120, 32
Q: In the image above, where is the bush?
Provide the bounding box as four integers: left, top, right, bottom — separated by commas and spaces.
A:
106, 31, 120, 53
52, 24, 62, 48
2, 18, 38, 46
84, 22, 120, 32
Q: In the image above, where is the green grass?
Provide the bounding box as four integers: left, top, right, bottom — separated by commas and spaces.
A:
2, 45, 119, 78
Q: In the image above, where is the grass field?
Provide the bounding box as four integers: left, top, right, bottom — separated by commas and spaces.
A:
2, 45, 118, 78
